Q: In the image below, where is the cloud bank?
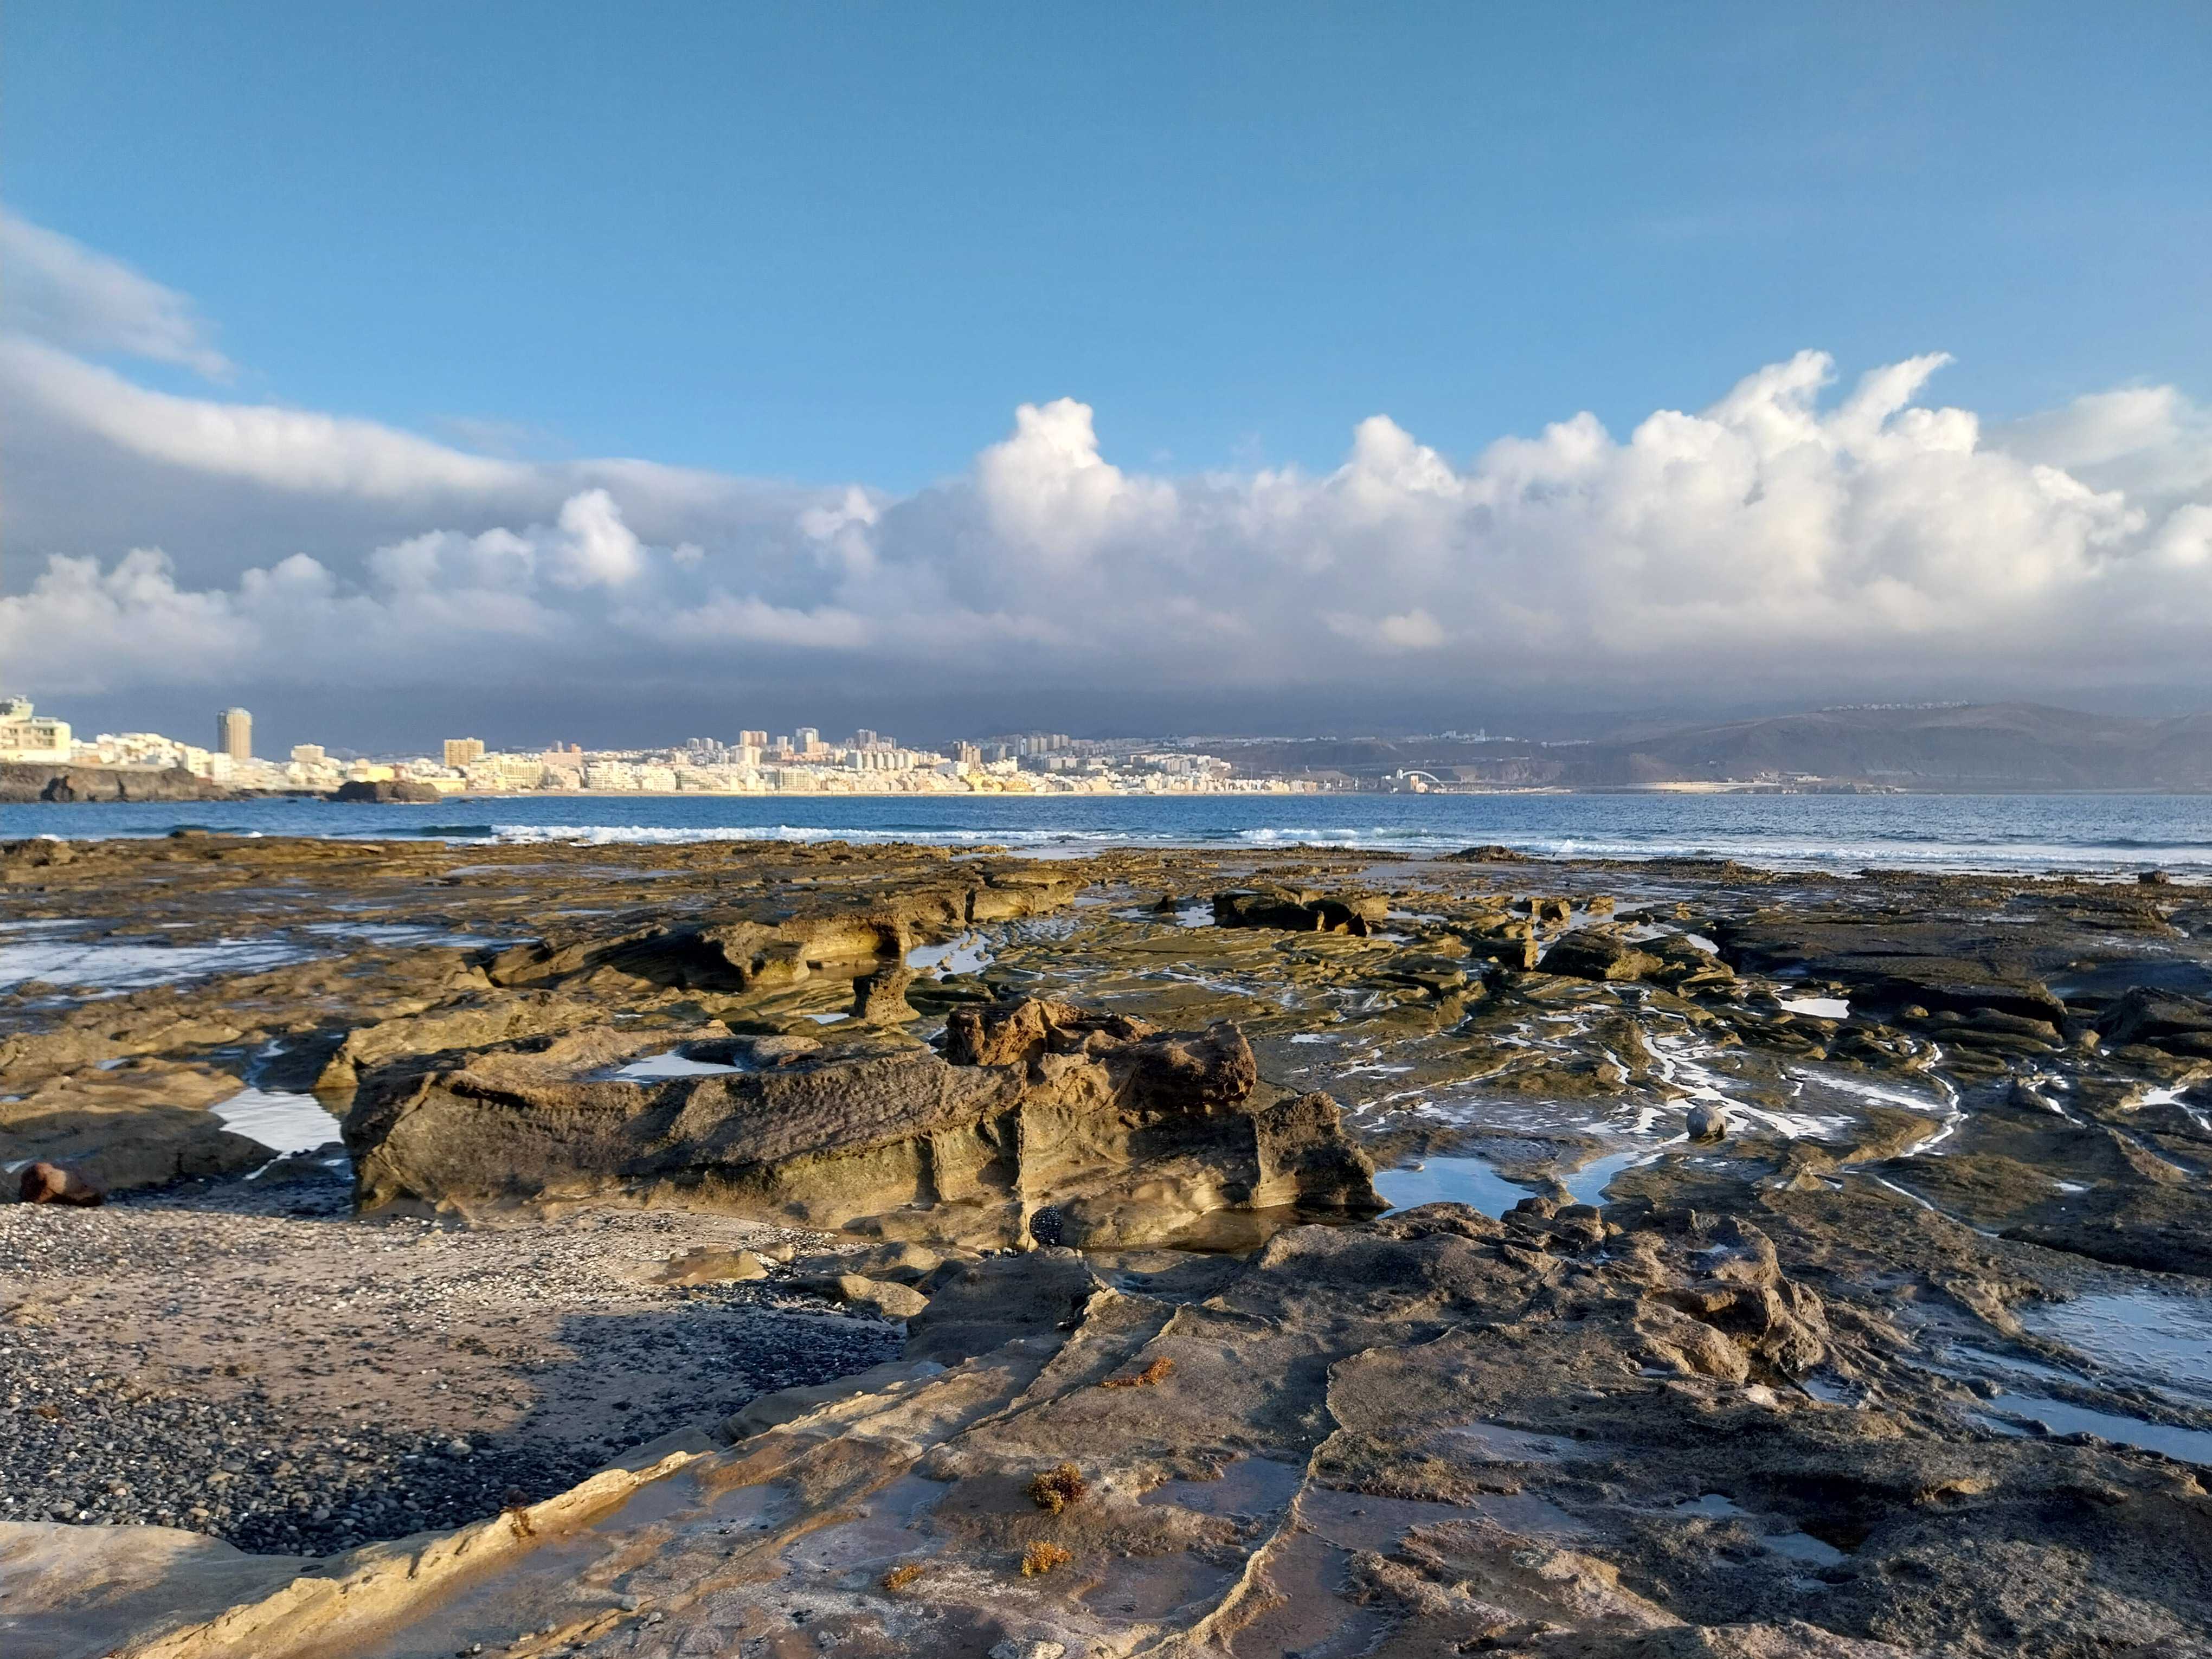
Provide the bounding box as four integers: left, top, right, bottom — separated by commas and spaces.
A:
3, 209, 2209, 740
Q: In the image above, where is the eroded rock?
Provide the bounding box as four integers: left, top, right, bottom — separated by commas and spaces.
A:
344, 1002, 1378, 1246
1212, 885, 1391, 935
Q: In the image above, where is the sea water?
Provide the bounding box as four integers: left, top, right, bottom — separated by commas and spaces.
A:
5, 792, 2212, 875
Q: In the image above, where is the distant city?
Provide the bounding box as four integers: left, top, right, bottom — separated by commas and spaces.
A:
22, 692, 2195, 796
0, 696, 1323, 796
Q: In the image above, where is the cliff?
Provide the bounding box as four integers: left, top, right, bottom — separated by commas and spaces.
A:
0, 763, 237, 804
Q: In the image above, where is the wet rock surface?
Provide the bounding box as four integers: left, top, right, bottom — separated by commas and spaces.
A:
1, 835, 2210, 1655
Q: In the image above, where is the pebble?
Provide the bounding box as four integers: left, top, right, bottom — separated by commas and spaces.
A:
0, 1167, 901, 1557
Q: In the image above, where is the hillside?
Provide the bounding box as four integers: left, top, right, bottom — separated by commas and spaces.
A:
1219, 704, 2212, 791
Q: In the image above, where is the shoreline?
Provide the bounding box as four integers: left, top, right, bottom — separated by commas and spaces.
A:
7, 818, 2211, 884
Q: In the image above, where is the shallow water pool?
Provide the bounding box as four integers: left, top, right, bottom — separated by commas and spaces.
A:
1374, 1154, 1538, 1217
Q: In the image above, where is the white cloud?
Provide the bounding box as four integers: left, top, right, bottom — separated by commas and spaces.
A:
1327, 608, 1449, 652
542, 489, 645, 589
651, 594, 873, 650
0, 335, 525, 499
1999, 385, 2212, 501
0, 209, 233, 377
2, 208, 2209, 723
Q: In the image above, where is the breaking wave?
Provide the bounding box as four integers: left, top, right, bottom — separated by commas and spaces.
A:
8, 793, 2210, 876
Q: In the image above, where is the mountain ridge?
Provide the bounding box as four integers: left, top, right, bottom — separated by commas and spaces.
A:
1220, 702, 2212, 791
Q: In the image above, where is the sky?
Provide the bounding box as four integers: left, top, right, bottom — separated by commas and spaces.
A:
4, 2, 2210, 751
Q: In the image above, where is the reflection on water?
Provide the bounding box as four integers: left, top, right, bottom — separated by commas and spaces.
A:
1673, 1493, 1849, 1566
1375, 1155, 1537, 1218
1561, 1148, 1655, 1206
904, 933, 993, 976
1980, 1392, 2212, 1465
0, 933, 308, 991
2020, 1292, 2212, 1405
1778, 995, 1850, 1019
211, 1087, 344, 1154
606, 1050, 750, 1081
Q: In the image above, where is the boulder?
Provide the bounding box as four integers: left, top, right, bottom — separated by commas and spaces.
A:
1464, 918, 1540, 970
850, 963, 917, 1025
344, 1002, 1381, 1247
657, 1247, 769, 1285
790, 1241, 948, 1285
1714, 911, 2069, 1025
1541, 933, 1664, 982
17, 1160, 104, 1205
330, 779, 443, 803
1212, 886, 1391, 936
2096, 987, 2212, 1058
943, 998, 1152, 1067
791, 1273, 930, 1321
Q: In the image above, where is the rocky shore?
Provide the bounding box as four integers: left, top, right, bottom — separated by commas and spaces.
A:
0, 764, 240, 805
3, 831, 2211, 1656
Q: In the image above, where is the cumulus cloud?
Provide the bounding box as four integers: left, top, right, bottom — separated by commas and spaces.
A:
2, 208, 2210, 732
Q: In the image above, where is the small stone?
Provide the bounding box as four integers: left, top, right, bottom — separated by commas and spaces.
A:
990, 1642, 1068, 1659
444, 1440, 472, 1458
17, 1162, 104, 1207
1686, 1104, 1726, 1142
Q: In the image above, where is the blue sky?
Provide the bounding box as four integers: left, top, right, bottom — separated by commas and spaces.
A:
12, 3, 2207, 491
4, 4, 2211, 747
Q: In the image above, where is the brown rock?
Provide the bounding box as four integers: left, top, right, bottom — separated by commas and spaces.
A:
850, 963, 917, 1025
1211, 886, 1390, 935
346, 1003, 1377, 1247
18, 1160, 104, 1206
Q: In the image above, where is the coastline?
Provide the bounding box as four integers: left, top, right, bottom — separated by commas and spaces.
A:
7, 789, 2212, 880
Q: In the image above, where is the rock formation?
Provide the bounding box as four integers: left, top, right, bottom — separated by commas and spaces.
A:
329, 779, 442, 803
343, 1001, 1380, 1245
1211, 885, 1391, 935
40, 1198, 2212, 1657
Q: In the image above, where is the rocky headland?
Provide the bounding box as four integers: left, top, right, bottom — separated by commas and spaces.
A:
0, 764, 242, 805
3, 832, 2211, 1656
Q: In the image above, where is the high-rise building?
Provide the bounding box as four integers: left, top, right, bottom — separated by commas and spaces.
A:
217, 708, 252, 761
955, 742, 981, 769
738, 729, 768, 749
291, 744, 326, 765
796, 726, 821, 755
443, 737, 487, 768
853, 728, 878, 749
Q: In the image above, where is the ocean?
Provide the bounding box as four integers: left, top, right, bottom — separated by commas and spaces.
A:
4, 791, 2210, 875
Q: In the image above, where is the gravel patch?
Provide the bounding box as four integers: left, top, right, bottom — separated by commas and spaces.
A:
0, 1168, 903, 1557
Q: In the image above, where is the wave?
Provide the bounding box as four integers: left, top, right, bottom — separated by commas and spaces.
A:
450, 819, 2212, 872
479, 823, 1141, 848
